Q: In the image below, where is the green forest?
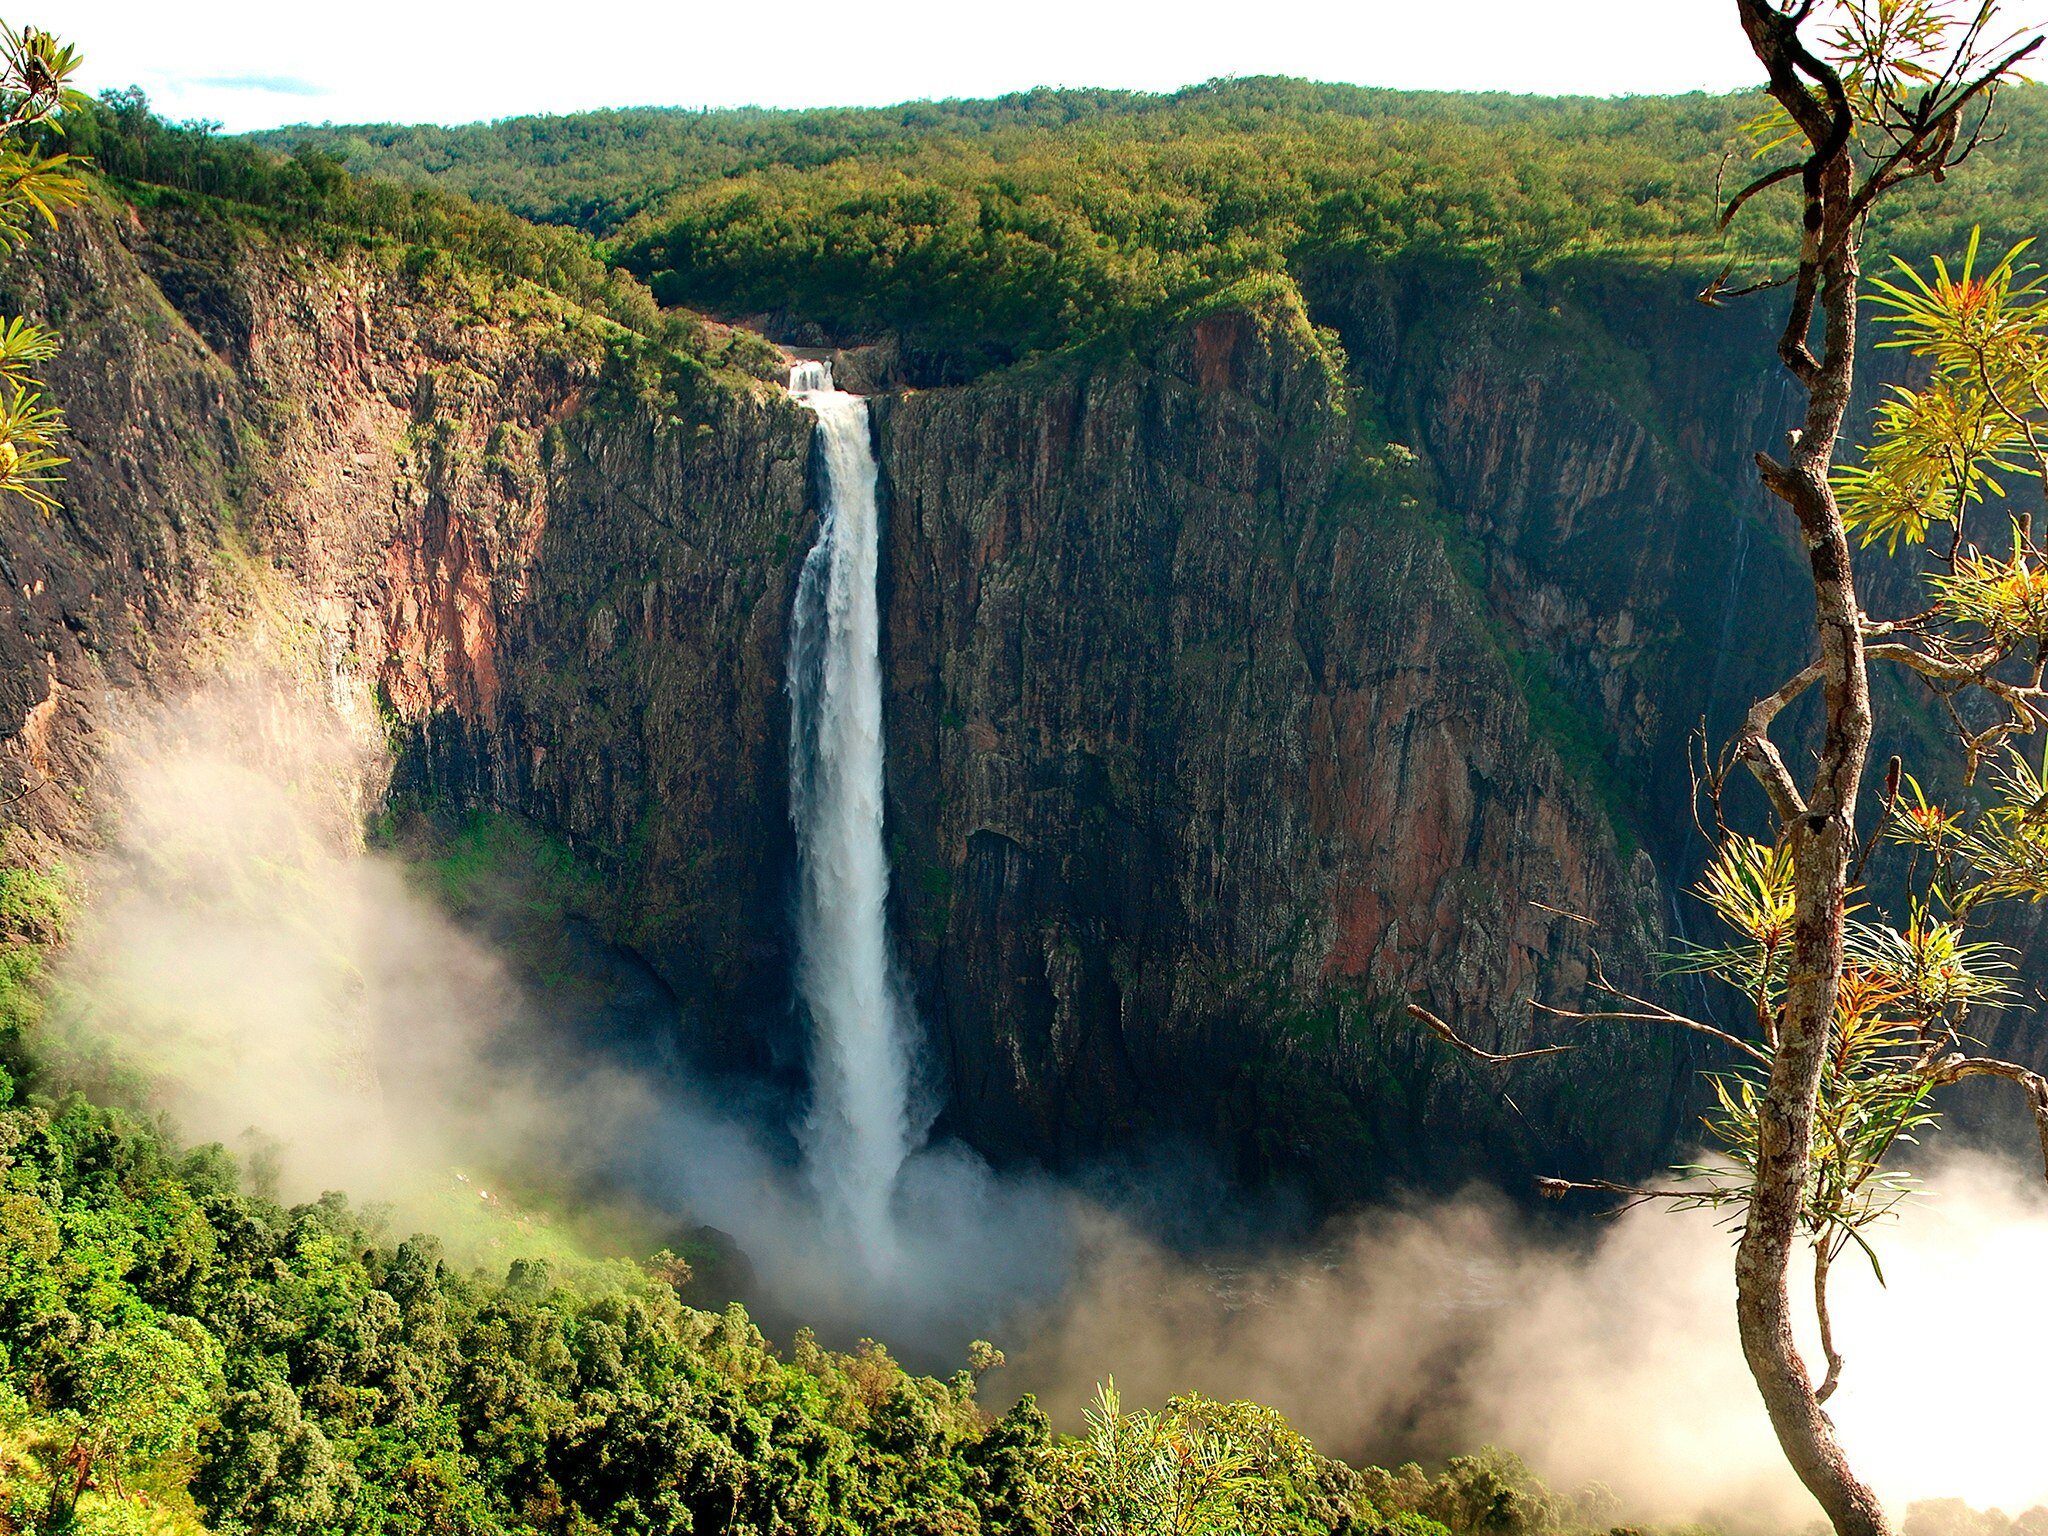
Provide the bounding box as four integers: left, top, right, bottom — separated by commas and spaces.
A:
3, 80, 1689, 1536
66, 75, 2048, 378
0, 871, 1590, 1536
251, 78, 2048, 371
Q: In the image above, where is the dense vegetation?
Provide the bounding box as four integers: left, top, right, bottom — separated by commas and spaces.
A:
254, 78, 2048, 373
60, 76, 2048, 377
0, 862, 1609, 1536
54, 89, 773, 379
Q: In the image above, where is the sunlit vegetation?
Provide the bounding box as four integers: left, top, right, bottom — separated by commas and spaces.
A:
0, 25, 88, 512
52, 91, 777, 376
254, 78, 2048, 374
64, 74, 2048, 381
0, 972, 1608, 1535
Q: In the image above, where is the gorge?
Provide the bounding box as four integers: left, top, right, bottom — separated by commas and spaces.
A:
7, 184, 2045, 1214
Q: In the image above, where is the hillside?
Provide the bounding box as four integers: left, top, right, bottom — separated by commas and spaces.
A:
10, 77, 2041, 1207
0, 143, 1700, 1536
250, 78, 2048, 375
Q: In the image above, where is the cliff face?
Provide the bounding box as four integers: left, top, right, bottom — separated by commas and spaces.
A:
9, 196, 2015, 1204
863, 257, 1893, 1193
0, 197, 827, 1074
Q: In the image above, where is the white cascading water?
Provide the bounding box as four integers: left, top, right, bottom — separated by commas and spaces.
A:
785, 358, 918, 1271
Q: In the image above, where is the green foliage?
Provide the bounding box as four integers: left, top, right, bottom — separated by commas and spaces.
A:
38, 1319, 220, 1524
252, 77, 2048, 378
1502, 649, 1641, 863
0, 22, 88, 513
0, 1081, 1014, 1534
1664, 813, 2032, 1275
1049, 1382, 1259, 1536
604, 93, 1727, 373
0, 1060, 1481, 1536
1665, 203, 2048, 1300
56, 90, 746, 369
1358, 1449, 1579, 1536
1838, 231, 2048, 551
0, 973, 1630, 1536
0, 862, 65, 1057
395, 808, 605, 926
1045, 1383, 1378, 1536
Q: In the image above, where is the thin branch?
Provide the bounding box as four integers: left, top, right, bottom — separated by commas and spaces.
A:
1533, 1175, 1697, 1215
1813, 1237, 1845, 1404
1928, 1053, 2048, 1181
1867, 640, 2048, 727
1721, 160, 1806, 230
1850, 754, 1902, 883
1532, 999, 1771, 1065
1859, 605, 1940, 637
1699, 266, 1799, 307
0, 774, 48, 808
1734, 659, 1828, 821
1404, 1003, 1574, 1066
1847, 36, 2044, 226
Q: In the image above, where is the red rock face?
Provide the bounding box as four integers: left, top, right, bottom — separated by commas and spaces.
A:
380, 499, 505, 726
866, 294, 1691, 1196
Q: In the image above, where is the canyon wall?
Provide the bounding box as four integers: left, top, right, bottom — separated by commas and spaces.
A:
8, 195, 2008, 1204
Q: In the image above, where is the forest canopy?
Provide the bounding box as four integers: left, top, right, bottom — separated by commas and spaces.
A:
248, 78, 2048, 371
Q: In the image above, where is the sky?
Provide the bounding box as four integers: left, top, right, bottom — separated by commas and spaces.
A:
56, 0, 1774, 134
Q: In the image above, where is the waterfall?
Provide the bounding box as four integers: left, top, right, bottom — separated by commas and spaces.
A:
789, 358, 834, 395
785, 358, 918, 1269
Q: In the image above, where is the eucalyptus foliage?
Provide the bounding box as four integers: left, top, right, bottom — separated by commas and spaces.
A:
0, 22, 84, 513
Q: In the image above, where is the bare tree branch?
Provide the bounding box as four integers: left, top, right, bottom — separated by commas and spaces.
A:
1928, 1053, 2048, 1181
1528, 899, 1596, 926
1721, 160, 1806, 229
1847, 36, 2044, 225
0, 775, 49, 809
1533, 1175, 1699, 1214
1531, 999, 1771, 1065
1734, 659, 1827, 821
1699, 267, 1799, 307
1866, 640, 2048, 732
1404, 1003, 1575, 1065
1813, 1238, 1845, 1405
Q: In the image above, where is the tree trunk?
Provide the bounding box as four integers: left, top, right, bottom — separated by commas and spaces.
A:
47, 1434, 93, 1529
1726, 15, 1890, 1525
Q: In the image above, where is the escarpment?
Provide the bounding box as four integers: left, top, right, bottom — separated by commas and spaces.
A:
12, 195, 2017, 1204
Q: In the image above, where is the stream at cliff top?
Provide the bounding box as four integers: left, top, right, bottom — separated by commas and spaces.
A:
785, 358, 925, 1274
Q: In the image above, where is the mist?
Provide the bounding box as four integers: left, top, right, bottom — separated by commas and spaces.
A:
52, 681, 671, 1218
1011, 1150, 2048, 1525
50, 677, 1083, 1344
48, 679, 2048, 1530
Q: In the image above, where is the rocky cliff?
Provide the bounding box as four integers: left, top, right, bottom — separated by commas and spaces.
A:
7, 192, 2010, 1206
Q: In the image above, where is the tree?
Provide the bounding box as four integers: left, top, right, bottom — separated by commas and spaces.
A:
0, 22, 86, 513
1408, 6, 2048, 1534
1047, 1382, 1262, 1536
1043, 1383, 1379, 1536
193, 1379, 351, 1536
40, 1320, 219, 1527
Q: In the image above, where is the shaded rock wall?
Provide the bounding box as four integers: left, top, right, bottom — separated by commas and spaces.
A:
874, 297, 1695, 1195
